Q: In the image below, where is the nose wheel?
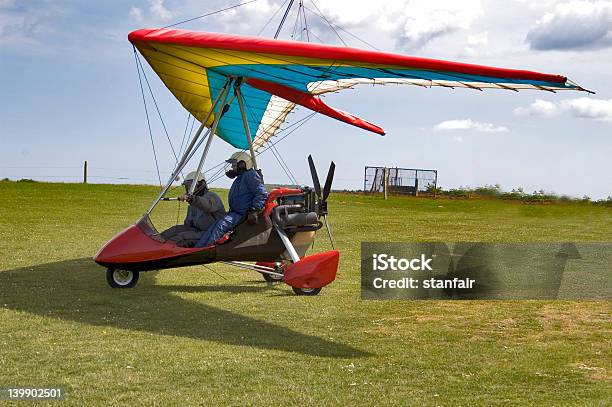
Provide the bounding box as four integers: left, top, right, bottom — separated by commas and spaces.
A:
292, 287, 322, 296
106, 268, 139, 288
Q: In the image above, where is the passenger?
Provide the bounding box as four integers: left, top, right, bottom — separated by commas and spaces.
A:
160, 171, 225, 247
195, 151, 267, 247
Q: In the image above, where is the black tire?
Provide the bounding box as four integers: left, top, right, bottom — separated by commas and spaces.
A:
292, 287, 322, 296
106, 269, 139, 289
262, 271, 284, 283
261, 262, 285, 283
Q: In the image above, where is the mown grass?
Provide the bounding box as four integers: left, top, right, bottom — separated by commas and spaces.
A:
0, 181, 610, 406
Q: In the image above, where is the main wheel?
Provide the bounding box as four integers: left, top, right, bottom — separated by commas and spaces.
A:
106, 269, 139, 289
292, 287, 322, 296
262, 270, 284, 283
259, 262, 285, 283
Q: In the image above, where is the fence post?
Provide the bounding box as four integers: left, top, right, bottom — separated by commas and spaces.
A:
383, 167, 388, 200
363, 166, 367, 193
433, 170, 438, 199
414, 169, 419, 197
83, 161, 87, 184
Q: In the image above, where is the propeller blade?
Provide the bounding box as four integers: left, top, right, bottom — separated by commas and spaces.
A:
308, 155, 322, 198
322, 161, 335, 200
323, 214, 335, 250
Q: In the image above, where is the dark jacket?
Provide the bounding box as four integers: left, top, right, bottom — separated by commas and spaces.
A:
185, 190, 226, 231
228, 169, 267, 216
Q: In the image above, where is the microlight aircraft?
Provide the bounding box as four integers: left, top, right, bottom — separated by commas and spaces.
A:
94, 26, 590, 295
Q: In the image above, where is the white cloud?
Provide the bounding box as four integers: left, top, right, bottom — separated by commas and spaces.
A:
314, 0, 484, 50
563, 97, 612, 121
467, 32, 488, 46
514, 99, 559, 117
462, 31, 488, 56
434, 119, 510, 132
389, 0, 483, 51
515, 97, 612, 121
526, 1, 612, 50
220, 0, 278, 34
130, 6, 143, 22
149, 0, 177, 21
220, 0, 483, 51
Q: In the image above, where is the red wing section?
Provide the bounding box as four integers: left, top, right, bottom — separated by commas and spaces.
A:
246, 78, 385, 135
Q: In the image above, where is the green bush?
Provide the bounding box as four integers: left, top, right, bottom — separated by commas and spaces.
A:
428, 184, 606, 205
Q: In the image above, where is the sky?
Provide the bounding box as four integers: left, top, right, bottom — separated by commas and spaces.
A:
1, 0, 611, 198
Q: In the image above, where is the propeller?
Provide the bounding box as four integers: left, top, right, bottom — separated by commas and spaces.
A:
308, 155, 322, 197
308, 155, 336, 249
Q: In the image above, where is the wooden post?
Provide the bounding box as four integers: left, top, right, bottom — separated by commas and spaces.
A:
433, 170, 438, 199
83, 161, 87, 184
383, 167, 388, 200
414, 170, 419, 197
363, 166, 367, 193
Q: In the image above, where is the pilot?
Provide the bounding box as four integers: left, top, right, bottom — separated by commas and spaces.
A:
195, 151, 267, 247
160, 171, 226, 247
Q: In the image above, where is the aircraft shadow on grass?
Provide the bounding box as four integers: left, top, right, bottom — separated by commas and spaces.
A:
0, 258, 369, 358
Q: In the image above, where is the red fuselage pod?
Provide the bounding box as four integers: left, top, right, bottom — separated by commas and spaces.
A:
94, 217, 215, 271
283, 250, 340, 289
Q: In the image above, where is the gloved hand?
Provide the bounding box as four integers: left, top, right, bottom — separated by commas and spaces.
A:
247, 208, 259, 225
178, 194, 194, 203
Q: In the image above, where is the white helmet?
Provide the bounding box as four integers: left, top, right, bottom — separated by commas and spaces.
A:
226, 151, 253, 171
182, 171, 205, 184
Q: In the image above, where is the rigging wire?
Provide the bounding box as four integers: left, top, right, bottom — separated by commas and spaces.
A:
257, 112, 317, 157
268, 140, 298, 185
241, 89, 299, 185
133, 47, 163, 188
259, 0, 290, 36
134, 52, 180, 166
174, 112, 192, 225
205, 112, 317, 185
184, 115, 197, 156
163, 0, 260, 29
242, 86, 297, 184
274, 0, 295, 38
306, 0, 346, 46
298, 1, 304, 41
175, 198, 182, 225
305, 2, 379, 50
290, 2, 301, 40
178, 112, 192, 159
300, 0, 310, 42
305, 27, 325, 43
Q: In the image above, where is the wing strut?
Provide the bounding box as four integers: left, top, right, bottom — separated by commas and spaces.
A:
188, 80, 235, 195
145, 77, 233, 215
234, 79, 259, 172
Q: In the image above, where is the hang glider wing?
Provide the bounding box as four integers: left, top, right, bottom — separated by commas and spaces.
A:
129, 28, 592, 151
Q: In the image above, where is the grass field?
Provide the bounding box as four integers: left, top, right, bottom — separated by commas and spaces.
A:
0, 181, 610, 406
